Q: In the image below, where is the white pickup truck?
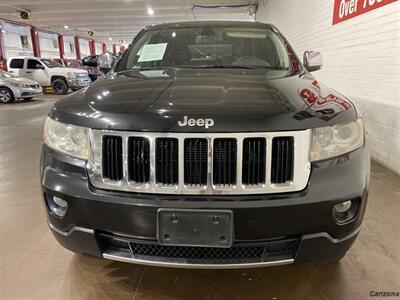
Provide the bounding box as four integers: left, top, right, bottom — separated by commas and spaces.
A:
7, 56, 91, 95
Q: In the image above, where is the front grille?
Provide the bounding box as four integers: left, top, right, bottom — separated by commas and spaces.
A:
271, 137, 294, 184
242, 138, 266, 186
76, 72, 89, 79
213, 139, 237, 186
156, 138, 179, 185
128, 137, 150, 183
90, 131, 310, 195
184, 138, 208, 186
102, 136, 123, 181
98, 233, 299, 265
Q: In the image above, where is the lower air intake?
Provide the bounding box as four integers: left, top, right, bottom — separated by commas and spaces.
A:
98, 233, 300, 265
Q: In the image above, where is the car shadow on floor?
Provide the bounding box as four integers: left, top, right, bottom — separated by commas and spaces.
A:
1, 98, 44, 105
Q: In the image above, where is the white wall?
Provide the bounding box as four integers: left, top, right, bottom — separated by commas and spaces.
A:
63, 36, 76, 59
105, 42, 113, 53
1, 22, 33, 58
39, 32, 59, 58
256, 0, 400, 174
79, 39, 90, 57
95, 42, 103, 55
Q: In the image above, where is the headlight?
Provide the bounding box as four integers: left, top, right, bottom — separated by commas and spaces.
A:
309, 119, 364, 162
66, 71, 76, 78
11, 83, 30, 88
43, 118, 90, 159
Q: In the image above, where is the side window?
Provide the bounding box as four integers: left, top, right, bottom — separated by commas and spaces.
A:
9, 59, 24, 69
27, 59, 42, 69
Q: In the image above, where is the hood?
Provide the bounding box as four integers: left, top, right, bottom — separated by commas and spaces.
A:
52, 67, 88, 74
50, 69, 357, 132
1, 76, 39, 85
68, 68, 88, 74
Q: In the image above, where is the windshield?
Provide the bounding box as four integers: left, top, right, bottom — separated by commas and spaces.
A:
40, 59, 64, 68
118, 26, 292, 71
0, 71, 17, 78
67, 60, 83, 68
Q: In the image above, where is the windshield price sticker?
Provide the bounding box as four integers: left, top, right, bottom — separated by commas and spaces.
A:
332, 0, 398, 25
138, 43, 168, 62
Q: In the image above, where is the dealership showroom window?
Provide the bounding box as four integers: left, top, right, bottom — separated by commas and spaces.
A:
0, 0, 399, 299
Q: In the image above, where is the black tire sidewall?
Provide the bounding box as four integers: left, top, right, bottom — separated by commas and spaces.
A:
52, 79, 69, 95
0, 87, 15, 103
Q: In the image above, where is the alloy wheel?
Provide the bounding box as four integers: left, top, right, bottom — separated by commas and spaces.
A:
54, 83, 63, 93
0, 89, 11, 103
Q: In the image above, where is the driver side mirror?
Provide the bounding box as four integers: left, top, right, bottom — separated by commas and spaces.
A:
98, 53, 114, 74
303, 51, 323, 72
36, 64, 45, 70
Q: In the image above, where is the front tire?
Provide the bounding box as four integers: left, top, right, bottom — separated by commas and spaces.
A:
0, 87, 15, 103
52, 79, 69, 95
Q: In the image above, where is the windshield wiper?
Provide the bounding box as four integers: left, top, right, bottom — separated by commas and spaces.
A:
187, 65, 290, 70
117, 67, 177, 79
188, 65, 256, 70
130, 66, 178, 71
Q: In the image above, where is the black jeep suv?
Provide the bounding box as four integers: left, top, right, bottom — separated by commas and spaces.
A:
41, 21, 369, 268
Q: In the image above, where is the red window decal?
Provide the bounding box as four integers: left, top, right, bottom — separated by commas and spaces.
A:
332, 0, 398, 25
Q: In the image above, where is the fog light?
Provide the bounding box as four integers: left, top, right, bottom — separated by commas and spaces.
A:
47, 195, 68, 218
332, 199, 359, 225
334, 201, 352, 213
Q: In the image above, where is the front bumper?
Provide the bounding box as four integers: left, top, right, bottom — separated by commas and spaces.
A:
48, 220, 362, 269
9, 85, 43, 99
67, 78, 91, 89
41, 143, 370, 268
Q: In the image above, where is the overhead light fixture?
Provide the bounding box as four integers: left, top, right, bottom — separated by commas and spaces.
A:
147, 7, 154, 15
64, 25, 69, 29
108, 37, 112, 41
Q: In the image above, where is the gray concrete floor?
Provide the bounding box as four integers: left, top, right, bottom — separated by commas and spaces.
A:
0, 95, 399, 300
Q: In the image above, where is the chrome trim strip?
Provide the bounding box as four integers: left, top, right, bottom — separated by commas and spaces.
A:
87, 130, 311, 195
103, 253, 294, 269
47, 221, 94, 236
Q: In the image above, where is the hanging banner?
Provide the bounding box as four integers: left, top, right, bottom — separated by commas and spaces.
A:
332, 0, 398, 25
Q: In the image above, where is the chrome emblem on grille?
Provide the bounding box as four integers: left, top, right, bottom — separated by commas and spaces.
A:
178, 116, 214, 129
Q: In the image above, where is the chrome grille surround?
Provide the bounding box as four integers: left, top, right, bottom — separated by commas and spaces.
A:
87, 130, 311, 195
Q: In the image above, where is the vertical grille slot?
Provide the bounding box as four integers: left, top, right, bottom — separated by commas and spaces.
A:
102, 135, 123, 181
242, 138, 266, 185
155, 138, 178, 185
184, 138, 208, 186
213, 139, 237, 186
128, 137, 150, 183
271, 137, 294, 184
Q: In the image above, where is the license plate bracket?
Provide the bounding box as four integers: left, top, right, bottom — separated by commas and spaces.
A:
157, 209, 233, 248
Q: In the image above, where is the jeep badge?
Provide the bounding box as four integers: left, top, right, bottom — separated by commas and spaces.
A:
178, 116, 214, 129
